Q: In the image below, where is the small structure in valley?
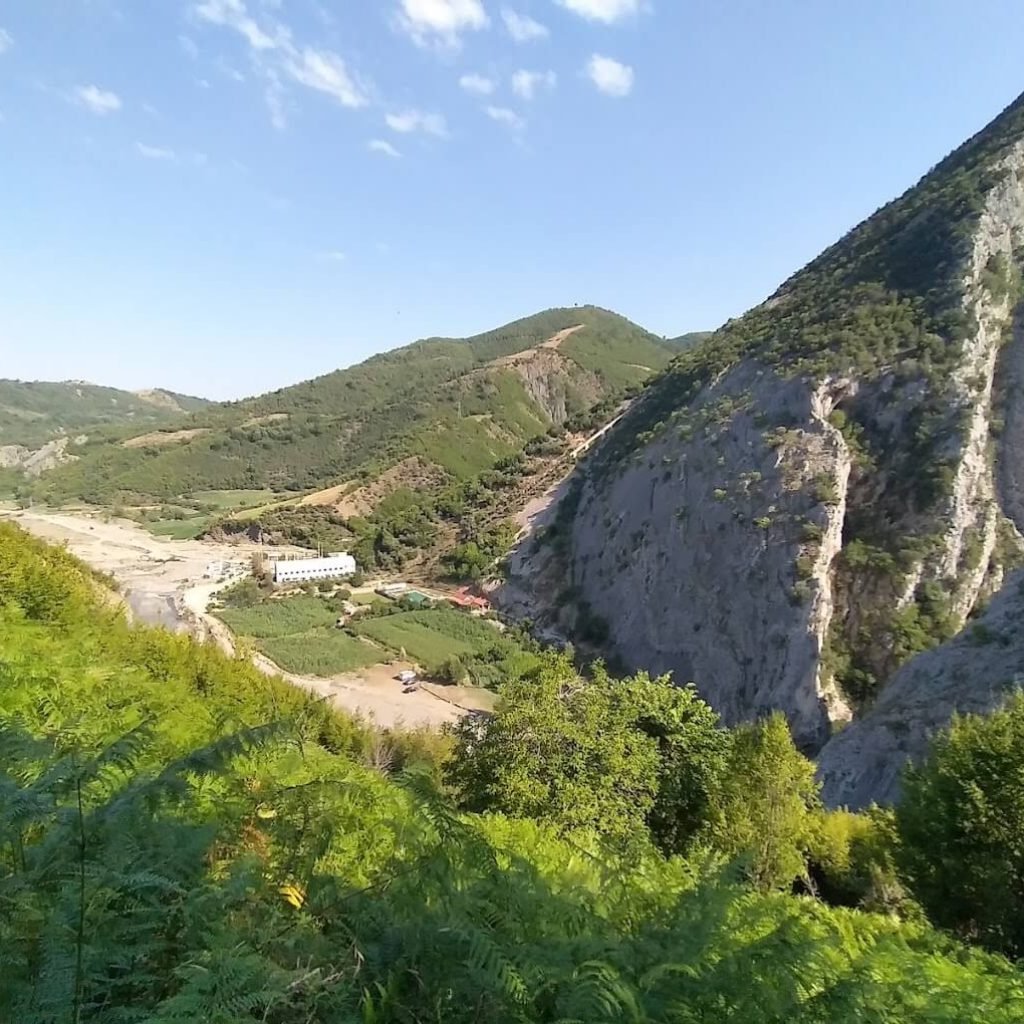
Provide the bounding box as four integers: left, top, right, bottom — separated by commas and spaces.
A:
448, 586, 491, 612
272, 552, 357, 584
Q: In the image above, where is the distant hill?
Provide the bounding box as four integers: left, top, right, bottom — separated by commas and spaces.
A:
0, 380, 210, 449
664, 331, 713, 351
34, 307, 679, 505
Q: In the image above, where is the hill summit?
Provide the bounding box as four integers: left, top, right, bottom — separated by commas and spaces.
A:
34, 306, 676, 505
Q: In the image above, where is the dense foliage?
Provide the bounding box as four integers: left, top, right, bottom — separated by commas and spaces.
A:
897, 694, 1024, 958
4, 521, 1024, 1021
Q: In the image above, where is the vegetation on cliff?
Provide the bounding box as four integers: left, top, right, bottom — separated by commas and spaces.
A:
537, 91, 1024, 722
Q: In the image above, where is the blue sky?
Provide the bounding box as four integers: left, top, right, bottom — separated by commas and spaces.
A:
1, 0, 1022, 399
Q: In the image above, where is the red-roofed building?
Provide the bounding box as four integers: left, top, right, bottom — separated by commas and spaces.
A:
448, 587, 491, 612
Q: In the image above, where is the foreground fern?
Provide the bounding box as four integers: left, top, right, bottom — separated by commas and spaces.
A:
2, 521, 1023, 1022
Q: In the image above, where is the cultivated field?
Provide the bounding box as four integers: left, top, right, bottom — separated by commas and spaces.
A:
3, 509, 493, 726
354, 609, 504, 665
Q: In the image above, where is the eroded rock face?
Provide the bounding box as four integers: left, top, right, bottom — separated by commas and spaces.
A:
817, 570, 1024, 809
566, 365, 853, 750
501, 114, 1024, 765
0, 438, 74, 476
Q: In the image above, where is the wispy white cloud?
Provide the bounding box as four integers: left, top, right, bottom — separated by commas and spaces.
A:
135, 143, 209, 166
178, 33, 199, 59
190, 0, 369, 125
556, 0, 640, 23
459, 72, 495, 96
0, 28, 13, 55
368, 138, 401, 158
264, 71, 288, 130
285, 47, 368, 107
135, 142, 176, 160
585, 54, 633, 97
192, 0, 278, 50
511, 69, 556, 100
73, 84, 122, 115
501, 9, 548, 42
394, 0, 488, 49
485, 105, 525, 131
319, 250, 347, 262
215, 57, 246, 82
386, 108, 448, 137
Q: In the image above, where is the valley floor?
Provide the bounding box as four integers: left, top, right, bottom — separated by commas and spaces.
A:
1, 509, 494, 728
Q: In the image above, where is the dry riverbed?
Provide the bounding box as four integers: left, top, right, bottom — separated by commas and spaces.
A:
3, 509, 494, 728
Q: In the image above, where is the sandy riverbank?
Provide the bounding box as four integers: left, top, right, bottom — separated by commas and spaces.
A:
3, 509, 494, 728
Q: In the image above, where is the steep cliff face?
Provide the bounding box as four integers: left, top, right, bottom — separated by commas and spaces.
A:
565, 365, 855, 749
503, 93, 1024, 755
817, 570, 1024, 809
507, 348, 601, 426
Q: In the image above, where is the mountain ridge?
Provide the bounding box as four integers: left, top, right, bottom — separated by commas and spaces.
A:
501, 90, 1024, 783
0, 379, 210, 448
31, 306, 679, 506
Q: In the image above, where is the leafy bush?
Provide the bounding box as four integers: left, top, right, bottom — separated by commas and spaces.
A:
897, 693, 1024, 957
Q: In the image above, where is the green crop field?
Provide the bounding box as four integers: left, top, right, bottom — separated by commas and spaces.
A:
214, 595, 527, 683
146, 516, 212, 540
353, 609, 507, 665
188, 489, 282, 509
218, 596, 338, 638
258, 632, 385, 675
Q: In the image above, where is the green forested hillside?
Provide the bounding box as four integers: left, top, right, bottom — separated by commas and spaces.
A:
665, 330, 714, 351
3, 520, 1024, 1021
32, 307, 675, 504
0, 380, 208, 448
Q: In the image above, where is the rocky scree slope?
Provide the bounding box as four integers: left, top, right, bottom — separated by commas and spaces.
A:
33, 307, 674, 506
506, 92, 1024, 762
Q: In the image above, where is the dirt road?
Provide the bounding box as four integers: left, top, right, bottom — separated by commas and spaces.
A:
4, 509, 493, 729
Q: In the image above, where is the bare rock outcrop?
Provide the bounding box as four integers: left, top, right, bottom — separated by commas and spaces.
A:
0, 437, 75, 476
817, 570, 1024, 808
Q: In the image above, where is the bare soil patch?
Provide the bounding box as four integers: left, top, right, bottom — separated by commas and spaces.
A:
122, 428, 210, 449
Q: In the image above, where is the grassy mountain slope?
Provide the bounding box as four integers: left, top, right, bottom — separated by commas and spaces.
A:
35, 306, 676, 505
507, 91, 1024, 755
0, 380, 209, 448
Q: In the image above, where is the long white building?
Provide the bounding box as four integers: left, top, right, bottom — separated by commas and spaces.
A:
272, 553, 357, 584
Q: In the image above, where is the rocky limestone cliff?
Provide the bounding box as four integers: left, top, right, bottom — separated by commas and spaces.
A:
501, 93, 1024, 758
816, 569, 1024, 809
560, 365, 856, 749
